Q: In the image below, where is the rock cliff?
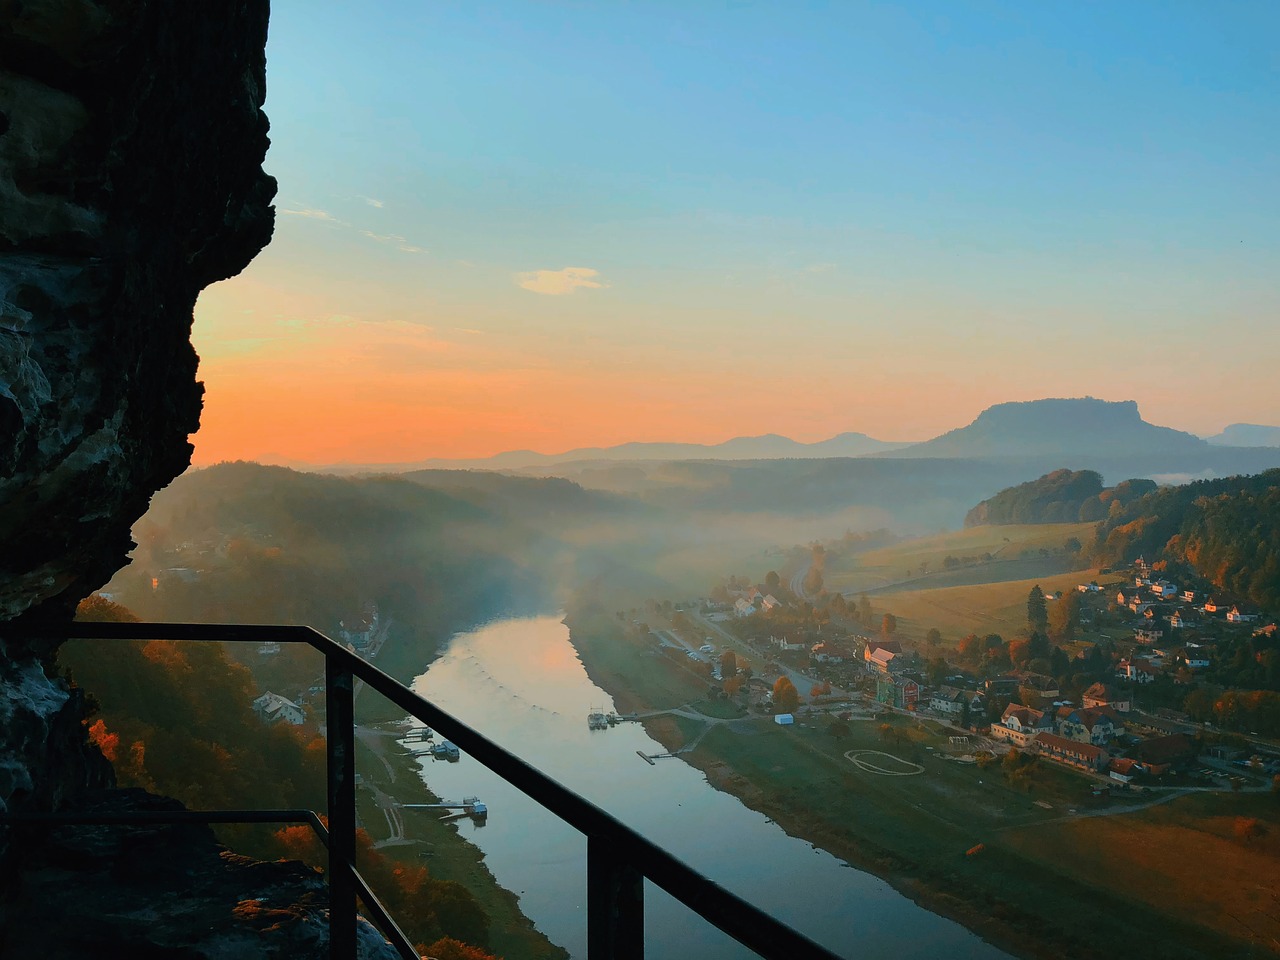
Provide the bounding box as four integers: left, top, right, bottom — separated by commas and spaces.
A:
0, 3, 386, 956
0, 0, 275, 816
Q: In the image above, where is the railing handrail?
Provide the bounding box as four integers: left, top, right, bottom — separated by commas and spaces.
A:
11, 620, 845, 960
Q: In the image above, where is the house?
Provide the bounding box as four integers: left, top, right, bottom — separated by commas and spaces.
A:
1227, 605, 1259, 624
1077, 582, 1100, 594
760, 594, 782, 612
733, 597, 756, 618
252, 691, 305, 726
990, 704, 1054, 747
810, 643, 847, 664
1203, 597, 1225, 614
1116, 659, 1158, 684
1116, 589, 1131, 606
929, 686, 968, 717
1057, 706, 1125, 745
1181, 589, 1197, 603
1034, 733, 1110, 773
770, 635, 806, 652
1153, 581, 1178, 599
864, 640, 903, 674
1108, 757, 1141, 783
875, 675, 920, 710
1133, 627, 1163, 645
1129, 600, 1153, 616
1168, 610, 1194, 630
1179, 648, 1211, 669
774, 713, 795, 726
1082, 682, 1131, 713
1129, 733, 1199, 776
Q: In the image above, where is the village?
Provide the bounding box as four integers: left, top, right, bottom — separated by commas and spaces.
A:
621, 554, 1280, 801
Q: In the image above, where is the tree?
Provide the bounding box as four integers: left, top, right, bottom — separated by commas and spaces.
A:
772, 676, 799, 713
422, 937, 498, 960
881, 613, 898, 636
720, 649, 738, 679
857, 594, 873, 624
765, 570, 782, 593
925, 628, 942, 649
1027, 585, 1048, 635
1049, 590, 1081, 644
957, 634, 982, 663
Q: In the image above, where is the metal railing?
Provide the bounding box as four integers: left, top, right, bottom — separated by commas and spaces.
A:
1, 621, 845, 960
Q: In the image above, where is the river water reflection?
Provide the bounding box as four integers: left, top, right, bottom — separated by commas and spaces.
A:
409, 614, 1010, 960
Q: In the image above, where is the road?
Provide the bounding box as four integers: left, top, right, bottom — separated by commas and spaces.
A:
690, 609, 845, 703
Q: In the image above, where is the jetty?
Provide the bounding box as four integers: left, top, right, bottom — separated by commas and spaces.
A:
402, 796, 487, 822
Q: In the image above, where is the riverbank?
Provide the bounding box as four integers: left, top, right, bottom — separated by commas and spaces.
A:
564, 603, 1259, 960
354, 724, 569, 960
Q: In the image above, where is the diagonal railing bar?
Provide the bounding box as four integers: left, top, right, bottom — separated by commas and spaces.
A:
6, 621, 847, 960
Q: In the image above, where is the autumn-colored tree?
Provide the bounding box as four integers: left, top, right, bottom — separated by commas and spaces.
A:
772, 676, 800, 713
878, 723, 893, 741
723, 675, 744, 697
1234, 817, 1266, 843
881, 613, 897, 636
421, 938, 497, 960
957, 634, 981, 663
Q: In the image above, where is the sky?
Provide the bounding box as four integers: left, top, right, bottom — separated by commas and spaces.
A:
192, 1, 1280, 465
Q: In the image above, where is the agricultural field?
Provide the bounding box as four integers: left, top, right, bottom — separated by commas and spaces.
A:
825, 522, 1097, 596
999, 792, 1280, 954
868, 570, 1126, 645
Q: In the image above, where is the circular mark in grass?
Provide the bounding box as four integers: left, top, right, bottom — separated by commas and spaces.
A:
844, 750, 924, 776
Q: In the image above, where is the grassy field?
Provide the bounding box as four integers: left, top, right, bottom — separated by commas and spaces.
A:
686, 716, 1262, 960
826, 523, 1098, 595
1000, 792, 1280, 953
862, 569, 1129, 645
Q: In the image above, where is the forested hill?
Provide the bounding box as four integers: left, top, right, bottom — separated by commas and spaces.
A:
1089, 469, 1280, 610
108, 462, 612, 678
964, 469, 1156, 526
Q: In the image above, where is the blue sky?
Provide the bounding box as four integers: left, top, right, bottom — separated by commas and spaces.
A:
193, 1, 1280, 462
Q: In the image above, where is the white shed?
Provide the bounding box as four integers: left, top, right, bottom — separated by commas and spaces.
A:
774, 713, 794, 726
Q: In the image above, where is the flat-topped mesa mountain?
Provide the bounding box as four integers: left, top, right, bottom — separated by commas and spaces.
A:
1206, 424, 1280, 448
891, 398, 1208, 460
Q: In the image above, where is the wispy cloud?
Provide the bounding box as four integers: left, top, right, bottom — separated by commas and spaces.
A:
359, 196, 385, 209
360, 230, 428, 255
281, 207, 341, 222
515, 266, 608, 296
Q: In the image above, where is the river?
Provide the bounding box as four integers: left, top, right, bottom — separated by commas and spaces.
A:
409, 614, 1009, 960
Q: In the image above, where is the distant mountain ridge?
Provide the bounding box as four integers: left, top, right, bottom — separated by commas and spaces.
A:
891, 398, 1207, 460
1205, 424, 1280, 448
271, 431, 909, 474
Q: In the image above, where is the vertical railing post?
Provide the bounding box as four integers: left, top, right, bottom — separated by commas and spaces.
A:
326, 656, 357, 959
587, 834, 644, 960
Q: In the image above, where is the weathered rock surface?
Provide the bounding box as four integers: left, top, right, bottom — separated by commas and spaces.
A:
0, 0, 276, 628
0, 0, 275, 812
0, 4, 368, 956
2, 789, 398, 959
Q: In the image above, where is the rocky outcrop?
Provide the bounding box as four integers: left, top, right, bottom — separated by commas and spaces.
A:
4, 789, 397, 959
1, 0, 275, 820
0, 4, 321, 953
1, 0, 276, 629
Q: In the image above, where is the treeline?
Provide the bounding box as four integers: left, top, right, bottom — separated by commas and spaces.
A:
965, 469, 1156, 526
111, 461, 580, 681
64, 596, 499, 957
1089, 469, 1280, 610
